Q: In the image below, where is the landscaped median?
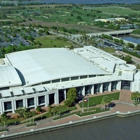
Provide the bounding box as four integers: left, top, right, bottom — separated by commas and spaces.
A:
53, 92, 120, 120
53, 107, 110, 120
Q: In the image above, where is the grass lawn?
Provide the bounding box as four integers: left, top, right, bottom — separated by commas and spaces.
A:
101, 47, 116, 53
76, 107, 109, 116
35, 36, 72, 48
27, 6, 109, 25
53, 111, 81, 120
79, 92, 120, 108
59, 105, 77, 114
91, 6, 140, 16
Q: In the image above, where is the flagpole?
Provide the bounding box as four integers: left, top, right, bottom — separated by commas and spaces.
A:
82, 98, 84, 113
88, 97, 89, 111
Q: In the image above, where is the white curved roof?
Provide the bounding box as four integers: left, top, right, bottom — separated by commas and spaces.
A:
6, 48, 108, 86
0, 65, 22, 88
119, 64, 136, 71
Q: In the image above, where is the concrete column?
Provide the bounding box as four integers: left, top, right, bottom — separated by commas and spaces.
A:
54, 90, 59, 104
2, 102, 5, 113
100, 84, 103, 93
0, 101, 3, 114
37, 96, 39, 106
1, 102, 5, 113
12, 100, 15, 113
82, 86, 85, 96
34, 96, 37, 109
45, 94, 49, 107
25, 98, 28, 108
117, 81, 121, 90
14, 101, 16, 112
64, 89, 67, 100
91, 85, 94, 95
23, 98, 26, 108
108, 82, 112, 92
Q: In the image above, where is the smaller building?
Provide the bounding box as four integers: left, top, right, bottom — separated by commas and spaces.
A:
95, 18, 127, 23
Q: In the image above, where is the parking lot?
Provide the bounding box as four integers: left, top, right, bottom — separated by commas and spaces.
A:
0, 27, 46, 47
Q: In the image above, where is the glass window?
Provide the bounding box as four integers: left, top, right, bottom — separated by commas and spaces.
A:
52, 79, 60, 83
71, 76, 79, 80
16, 100, 23, 109
89, 75, 96, 78
61, 78, 69, 82
42, 81, 50, 84
38, 96, 45, 105
80, 75, 87, 79
4, 102, 12, 110
27, 98, 34, 107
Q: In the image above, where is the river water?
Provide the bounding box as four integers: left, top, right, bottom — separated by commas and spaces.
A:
14, 115, 140, 140
120, 35, 140, 44
21, 0, 140, 4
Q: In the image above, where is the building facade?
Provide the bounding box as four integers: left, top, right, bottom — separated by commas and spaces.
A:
0, 46, 139, 114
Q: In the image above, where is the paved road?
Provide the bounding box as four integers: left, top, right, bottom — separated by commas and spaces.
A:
117, 51, 140, 65
72, 29, 133, 38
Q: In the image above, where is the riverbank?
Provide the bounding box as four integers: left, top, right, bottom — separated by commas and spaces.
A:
130, 33, 140, 38
1, 104, 140, 140
1, 101, 140, 140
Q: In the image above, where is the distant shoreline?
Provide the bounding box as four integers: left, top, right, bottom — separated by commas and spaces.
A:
131, 34, 140, 38
18, 0, 140, 5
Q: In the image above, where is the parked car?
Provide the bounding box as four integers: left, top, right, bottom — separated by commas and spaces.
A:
7, 121, 20, 127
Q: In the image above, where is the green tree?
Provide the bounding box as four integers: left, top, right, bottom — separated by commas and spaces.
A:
64, 99, 74, 107
64, 88, 77, 107
1, 113, 7, 128
101, 96, 110, 110
77, 16, 82, 21
132, 92, 140, 102
67, 88, 77, 101
51, 107, 57, 116
56, 105, 61, 116
136, 44, 140, 50
15, 107, 28, 118
124, 55, 132, 63
119, 39, 124, 44
127, 43, 135, 48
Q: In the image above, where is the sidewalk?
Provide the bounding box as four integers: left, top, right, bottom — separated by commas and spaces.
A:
119, 90, 131, 103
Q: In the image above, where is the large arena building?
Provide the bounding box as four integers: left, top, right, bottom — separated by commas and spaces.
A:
0, 46, 139, 114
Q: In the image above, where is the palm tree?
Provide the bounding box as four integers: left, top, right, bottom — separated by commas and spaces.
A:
55, 105, 61, 116
101, 96, 110, 110
51, 108, 55, 116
